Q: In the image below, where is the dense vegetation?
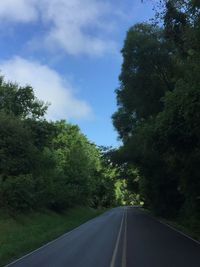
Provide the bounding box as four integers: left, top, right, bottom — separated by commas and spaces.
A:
0, 76, 123, 214
0, 207, 103, 267
1, 0, 200, 244
0, 207, 105, 267
112, 0, 200, 231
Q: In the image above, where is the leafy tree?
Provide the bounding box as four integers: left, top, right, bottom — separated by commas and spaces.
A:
113, 23, 175, 141
91, 147, 117, 208
0, 76, 48, 119
0, 113, 39, 178
0, 76, 117, 213
0, 174, 36, 212
112, 0, 200, 223
49, 121, 116, 210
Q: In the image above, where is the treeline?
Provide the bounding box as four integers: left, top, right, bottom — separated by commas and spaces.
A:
0, 76, 117, 213
112, 0, 200, 226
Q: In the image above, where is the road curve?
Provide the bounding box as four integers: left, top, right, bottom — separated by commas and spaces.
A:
5, 207, 200, 267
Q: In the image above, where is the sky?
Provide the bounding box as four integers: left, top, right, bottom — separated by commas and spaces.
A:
0, 0, 155, 147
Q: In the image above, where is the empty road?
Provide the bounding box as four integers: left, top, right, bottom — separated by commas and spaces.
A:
6, 207, 200, 267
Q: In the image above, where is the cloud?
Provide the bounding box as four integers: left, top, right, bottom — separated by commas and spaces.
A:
0, 0, 38, 23
0, 0, 118, 56
0, 57, 92, 120
40, 0, 116, 56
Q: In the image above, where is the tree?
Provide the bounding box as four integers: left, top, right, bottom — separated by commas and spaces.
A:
112, 0, 200, 222
113, 23, 175, 143
0, 76, 48, 119
0, 76, 117, 213
0, 112, 54, 211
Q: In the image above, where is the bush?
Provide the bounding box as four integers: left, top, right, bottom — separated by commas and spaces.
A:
0, 174, 36, 212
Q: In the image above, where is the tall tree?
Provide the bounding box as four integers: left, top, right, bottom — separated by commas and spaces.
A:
113, 23, 174, 142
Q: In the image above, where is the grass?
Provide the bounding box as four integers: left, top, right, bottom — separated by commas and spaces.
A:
0, 207, 105, 267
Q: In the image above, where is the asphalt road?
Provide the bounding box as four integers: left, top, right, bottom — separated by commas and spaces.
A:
5, 207, 200, 267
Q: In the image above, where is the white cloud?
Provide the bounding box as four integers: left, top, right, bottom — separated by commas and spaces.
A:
0, 0, 38, 23
0, 0, 117, 56
0, 57, 92, 120
40, 0, 116, 56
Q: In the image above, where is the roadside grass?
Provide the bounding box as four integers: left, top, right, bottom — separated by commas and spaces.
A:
0, 207, 105, 267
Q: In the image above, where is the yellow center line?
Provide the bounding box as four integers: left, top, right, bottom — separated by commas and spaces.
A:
122, 207, 127, 267
110, 208, 125, 267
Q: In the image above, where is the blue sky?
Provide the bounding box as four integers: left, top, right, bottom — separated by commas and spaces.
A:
0, 0, 155, 147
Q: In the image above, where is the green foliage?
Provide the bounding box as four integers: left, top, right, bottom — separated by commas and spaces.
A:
115, 179, 141, 206
0, 76, 48, 119
112, 1, 200, 223
0, 113, 38, 177
50, 121, 100, 209
0, 207, 105, 267
91, 148, 117, 208
0, 77, 118, 212
0, 175, 36, 212
113, 23, 175, 141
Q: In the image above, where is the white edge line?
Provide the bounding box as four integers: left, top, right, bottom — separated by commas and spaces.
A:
140, 208, 200, 246
157, 219, 200, 246
4, 210, 108, 267
122, 207, 127, 267
110, 208, 125, 267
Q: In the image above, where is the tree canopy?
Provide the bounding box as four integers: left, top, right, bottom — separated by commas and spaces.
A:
112, 0, 200, 225
0, 77, 123, 213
